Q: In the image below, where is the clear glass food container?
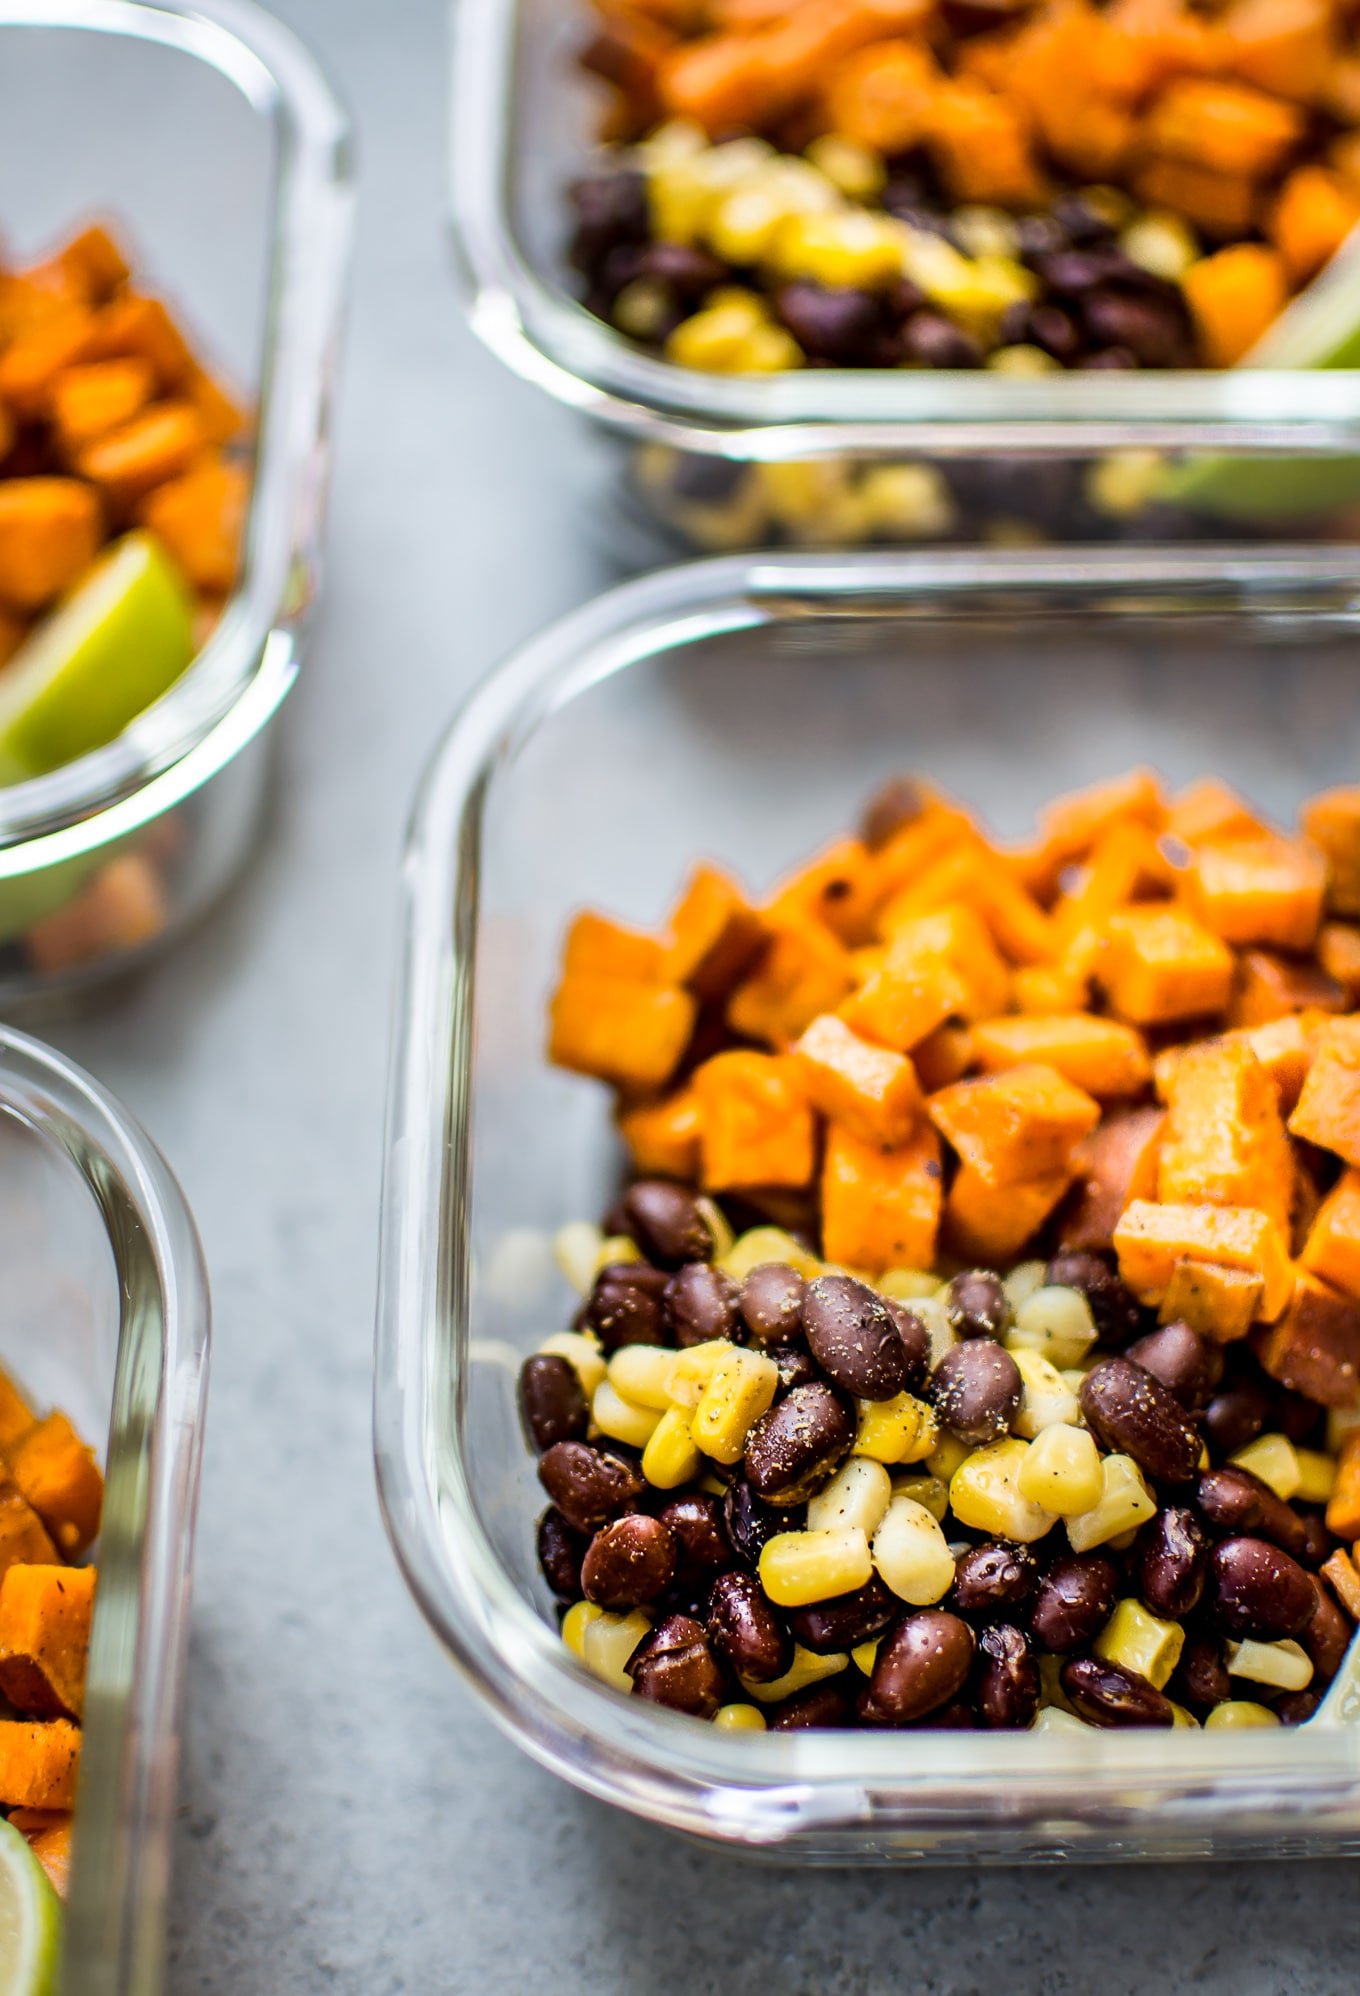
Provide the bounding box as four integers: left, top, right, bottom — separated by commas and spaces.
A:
451, 0, 1360, 569
0, 0, 352, 1005
0, 1025, 209, 1987
377, 548, 1360, 1862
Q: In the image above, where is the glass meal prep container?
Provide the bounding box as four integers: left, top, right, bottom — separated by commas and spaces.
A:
0, 0, 351, 1006
377, 548, 1360, 1863
0, 1025, 209, 1990
452, 0, 1360, 571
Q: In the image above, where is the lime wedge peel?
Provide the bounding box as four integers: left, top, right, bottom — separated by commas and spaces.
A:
0, 1817, 61, 1996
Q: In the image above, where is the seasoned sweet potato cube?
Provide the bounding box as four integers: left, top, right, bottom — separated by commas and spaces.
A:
0, 1371, 36, 1454
548, 973, 695, 1092
1158, 1038, 1293, 1232
0, 1564, 95, 1720
946, 1163, 1072, 1265
0, 479, 102, 614
1187, 834, 1326, 951
793, 1013, 922, 1147
1102, 904, 1234, 1025
0, 1473, 58, 1579
1230, 946, 1346, 1026
1164, 778, 1264, 847
971, 1013, 1151, 1100
1303, 786, 1360, 917
562, 910, 666, 984
1159, 1258, 1264, 1343
1013, 961, 1092, 1013
5, 1416, 103, 1559
820, 1122, 942, 1272
138, 456, 248, 594
84, 292, 194, 388
0, 306, 97, 418
693, 1051, 815, 1191
911, 1021, 975, 1092
726, 914, 853, 1047
1225, 0, 1334, 104
76, 401, 204, 509
844, 904, 1009, 1052
1300, 1169, 1360, 1300
928, 1062, 1101, 1189
617, 1088, 704, 1180
664, 863, 766, 998
1058, 1104, 1165, 1255
1052, 821, 1172, 944
869, 799, 976, 901
43, 223, 131, 304
187, 366, 248, 446
1159, 1016, 1317, 1114
1326, 1431, 1360, 1542
881, 844, 1054, 966
0, 1719, 81, 1811
48, 355, 154, 452
1288, 1017, 1360, 1166
1146, 77, 1304, 178
1256, 1271, 1360, 1405
1114, 1199, 1294, 1320
770, 838, 879, 947
1137, 157, 1258, 238
1030, 767, 1166, 886
1317, 921, 1360, 1002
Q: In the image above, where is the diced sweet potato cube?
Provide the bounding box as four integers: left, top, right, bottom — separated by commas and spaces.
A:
5, 1416, 103, 1560
1225, 0, 1334, 103
1158, 1038, 1293, 1232
138, 456, 248, 594
770, 838, 879, 947
911, 1021, 975, 1092
1288, 1017, 1360, 1165
0, 479, 101, 613
1102, 904, 1234, 1025
0, 1371, 36, 1454
928, 79, 1047, 207
1320, 1546, 1360, 1619
1256, 1270, 1360, 1405
187, 367, 248, 445
1187, 834, 1325, 951
1052, 821, 1171, 946
929, 1062, 1101, 1189
0, 306, 97, 418
562, 910, 666, 984
693, 1051, 815, 1191
726, 914, 853, 1047
1058, 1104, 1165, 1255
881, 845, 1054, 966
664, 863, 766, 998
824, 38, 941, 154
1230, 947, 1346, 1026
1013, 961, 1092, 1013
48, 355, 154, 451
44, 223, 131, 303
1300, 1169, 1360, 1301
1165, 777, 1264, 847
1316, 922, 1360, 1001
1158, 1257, 1264, 1343
1270, 165, 1360, 284
1114, 1199, 1294, 1320
821, 1122, 942, 1272
0, 1472, 58, 1579
868, 800, 976, 902
846, 904, 1009, 1053
617, 1088, 704, 1180
84, 292, 194, 388
1145, 77, 1304, 178
1302, 786, 1360, 916
0, 1719, 81, 1810
1326, 1430, 1360, 1542
971, 1013, 1151, 1100
19, 1813, 71, 1898
1137, 157, 1258, 238
945, 1164, 1072, 1266
793, 1012, 923, 1147
20, 854, 167, 978
1032, 767, 1166, 882
76, 401, 204, 509
548, 973, 695, 1091
1233, 1014, 1315, 1110
0, 1564, 95, 1720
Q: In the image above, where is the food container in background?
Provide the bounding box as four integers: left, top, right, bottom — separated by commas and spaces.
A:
0, 0, 352, 1005
0, 1026, 209, 1991
451, 0, 1360, 570
377, 548, 1360, 1861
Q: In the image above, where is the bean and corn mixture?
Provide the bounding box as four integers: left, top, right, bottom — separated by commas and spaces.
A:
518, 768, 1360, 1732
569, 0, 1360, 372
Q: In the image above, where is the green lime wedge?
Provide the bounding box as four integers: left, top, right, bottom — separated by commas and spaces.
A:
0, 531, 194, 786
0, 1818, 61, 1996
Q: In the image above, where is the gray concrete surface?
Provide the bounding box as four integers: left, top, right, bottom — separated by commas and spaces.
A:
40, 1, 1360, 1990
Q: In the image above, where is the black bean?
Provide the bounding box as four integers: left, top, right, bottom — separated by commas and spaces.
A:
915, 1697, 979, 1731
887, 1304, 931, 1391
581, 1514, 678, 1610
1015, 214, 1068, 262
1032, 247, 1126, 296
666, 1262, 740, 1347
626, 1614, 724, 1718
945, 1269, 1011, 1341
1081, 288, 1190, 368
977, 1623, 1040, 1730
1081, 1356, 1201, 1484
1030, 1553, 1121, 1653
537, 1509, 586, 1602
1301, 1576, 1352, 1686
740, 1263, 806, 1346
951, 1541, 1038, 1620
1051, 193, 1117, 244
707, 1571, 791, 1684
788, 1575, 898, 1654
637, 240, 726, 303
902, 309, 982, 368
668, 453, 748, 505
771, 1343, 820, 1393
775, 281, 885, 365
858, 776, 930, 853
621, 1180, 714, 1268
1137, 1506, 1209, 1620
518, 1354, 588, 1453
568, 169, 648, 273
803, 1276, 912, 1400
1077, 346, 1137, 370
770, 1681, 853, 1730
1209, 1537, 1318, 1640
929, 1341, 1022, 1446
1061, 1656, 1174, 1727
1196, 1466, 1309, 1562
1297, 1512, 1332, 1570
1276, 1689, 1323, 1726
1203, 1380, 1272, 1457
538, 1441, 644, 1536
658, 1493, 731, 1590
1046, 1253, 1142, 1347
861, 1611, 976, 1725
744, 1384, 855, 1503
1028, 304, 1083, 364
582, 1262, 669, 1352
1271, 1384, 1325, 1448
1173, 1635, 1231, 1713
1126, 1323, 1223, 1410
723, 1476, 790, 1567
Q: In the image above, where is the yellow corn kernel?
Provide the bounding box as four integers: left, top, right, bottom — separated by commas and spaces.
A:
1204, 1700, 1281, 1730
1119, 211, 1196, 281
1019, 1424, 1104, 1517
927, 1432, 971, 1484
807, 1457, 893, 1537
773, 209, 906, 288
593, 1379, 663, 1450
667, 294, 771, 373
758, 458, 852, 530
951, 205, 1019, 260
1011, 1349, 1081, 1440
713, 1701, 767, 1731
1225, 1638, 1313, 1692
710, 159, 838, 263
608, 1344, 677, 1411
1061, 1366, 1097, 1396
1038, 1653, 1075, 1715
664, 1338, 733, 1411
1008, 1285, 1098, 1369
718, 1226, 823, 1283
582, 1607, 652, 1693
854, 1392, 938, 1466
699, 1472, 728, 1498
1003, 1260, 1048, 1313
744, 1643, 849, 1704
856, 464, 956, 542
1327, 1404, 1360, 1454
1065, 1453, 1157, 1553
696, 1196, 734, 1260
741, 325, 805, 373
1229, 1432, 1301, 1502
1293, 1448, 1337, 1506
879, 1267, 942, 1302
1094, 1598, 1185, 1690
1033, 1705, 1094, 1734
949, 1438, 1058, 1544
561, 1599, 603, 1661
988, 344, 1060, 376
851, 1638, 880, 1674
805, 134, 885, 202
692, 1347, 780, 1463
639, 119, 707, 167
1085, 449, 1166, 521
760, 1526, 873, 1608
891, 1470, 949, 1522
909, 1291, 956, 1368
642, 1406, 703, 1490
872, 1494, 955, 1605
648, 139, 773, 244
553, 1222, 604, 1296
1168, 1700, 1201, 1728
536, 1329, 607, 1399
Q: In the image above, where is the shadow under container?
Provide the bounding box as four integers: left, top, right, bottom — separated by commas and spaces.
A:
378, 548, 1360, 1863
0, 1027, 209, 1990
453, 0, 1360, 570
0, 0, 352, 1006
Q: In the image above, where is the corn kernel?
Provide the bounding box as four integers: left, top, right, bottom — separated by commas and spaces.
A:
987, 344, 1060, 375
1327, 1404, 1360, 1453
642, 1406, 703, 1490
757, 459, 852, 529
908, 1290, 956, 1368
1119, 211, 1196, 282
927, 1432, 971, 1484
1293, 1448, 1337, 1506
612, 278, 674, 343
1019, 1423, 1104, 1517
807, 1457, 893, 1537
596, 1233, 642, 1276
553, 1221, 604, 1296
1009, 1286, 1098, 1369
692, 1347, 780, 1462
950, 1438, 1058, 1544
561, 1599, 603, 1661
773, 209, 906, 287
1229, 1432, 1301, 1502
1094, 1598, 1185, 1690
1033, 1705, 1094, 1734
760, 1526, 873, 1608
608, 1344, 677, 1411
743, 325, 805, 373
1169, 1701, 1201, 1728
856, 463, 956, 541
951, 205, 1020, 260
1003, 1260, 1048, 1312
593, 1378, 662, 1450
1225, 1637, 1314, 1692
744, 1644, 849, 1704
581, 1607, 652, 1693
891, 1470, 949, 1522
667, 294, 772, 372
805, 134, 885, 202
872, 1494, 955, 1605
1060, 1366, 1096, 1396
718, 1226, 823, 1282
668, 475, 771, 552
1085, 449, 1165, 521
713, 1701, 767, 1731
1011, 1349, 1081, 1439
664, 1338, 733, 1410
1065, 1453, 1157, 1552
639, 119, 707, 166
1204, 1700, 1280, 1730
879, 1267, 941, 1302
851, 1637, 881, 1674
696, 1197, 734, 1260
536, 1329, 607, 1398
1038, 1653, 1075, 1714
854, 1392, 938, 1465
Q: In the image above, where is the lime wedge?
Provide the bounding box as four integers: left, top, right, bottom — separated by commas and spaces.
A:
0, 531, 194, 785
0, 1818, 61, 1996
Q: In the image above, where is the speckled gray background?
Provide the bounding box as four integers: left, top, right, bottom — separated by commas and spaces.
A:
37, 1, 1360, 1989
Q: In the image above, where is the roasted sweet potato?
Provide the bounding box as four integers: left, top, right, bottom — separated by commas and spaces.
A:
1230, 946, 1346, 1026
1182, 242, 1289, 364
1288, 1017, 1360, 1165
1300, 1168, 1360, 1300
970, 1012, 1151, 1100
0, 479, 102, 614
1145, 77, 1304, 178
549, 972, 696, 1091
0, 1370, 36, 1454
1164, 778, 1264, 848
17, 1814, 71, 1898
727, 913, 853, 1047
1256, 1270, 1360, 1404
49, 356, 154, 451
138, 456, 249, 595
928, 1062, 1101, 1188
1058, 1104, 1165, 1254
1102, 904, 1235, 1025
693, 1050, 815, 1190
1301, 787, 1360, 917
1317, 922, 1360, 1002
910, 1020, 976, 1092
843, 904, 1009, 1051
0, 1564, 95, 1721
820, 1120, 942, 1271
0, 1719, 81, 1811
1030, 768, 1166, 887
1158, 1257, 1264, 1342
618, 1087, 704, 1179
946, 1163, 1072, 1265
1157, 1037, 1294, 1232
1270, 165, 1360, 282
664, 863, 766, 997
1187, 833, 1325, 951
770, 838, 879, 948
1326, 1430, 1360, 1541
75, 401, 204, 510
562, 910, 667, 983
0, 1472, 59, 1579
793, 1011, 923, 1147
1224, 0, 1334, 103
5, 1416, 103, 1559
1113, 1197, 1294, 1320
